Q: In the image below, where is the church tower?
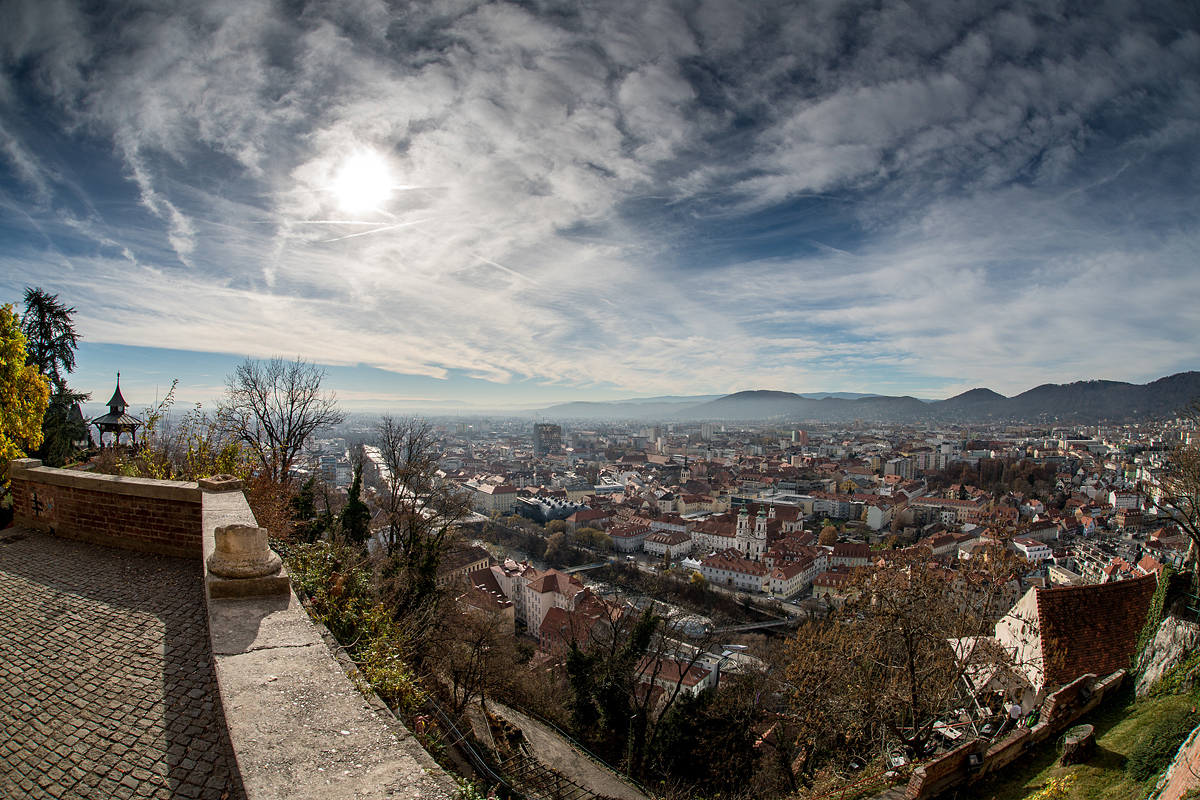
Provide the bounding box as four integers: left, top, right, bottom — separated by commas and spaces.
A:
751, 504, 768, 561
735, 505, 750, 557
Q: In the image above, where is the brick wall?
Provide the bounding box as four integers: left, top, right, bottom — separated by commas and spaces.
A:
904, 738, 978, 800
8, 459, 204, 558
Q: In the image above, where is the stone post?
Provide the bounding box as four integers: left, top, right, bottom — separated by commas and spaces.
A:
206, 523, 289, 599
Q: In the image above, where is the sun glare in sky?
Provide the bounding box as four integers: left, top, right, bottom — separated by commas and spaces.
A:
331, 151, 393, 214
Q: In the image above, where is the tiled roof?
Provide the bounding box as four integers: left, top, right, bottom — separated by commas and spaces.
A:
813, 571, 853, 589
529, 570, 585, 597
645, 529, 691, 545
770, 561, 806, 580
1035, 572, 1157, 686
465, 568, 513, 610
832, 542, 870, 559
701, 549, 768, 576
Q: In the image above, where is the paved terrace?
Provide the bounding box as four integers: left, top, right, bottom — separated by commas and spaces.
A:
4, 460, 459, 800
0, 527, 243, 799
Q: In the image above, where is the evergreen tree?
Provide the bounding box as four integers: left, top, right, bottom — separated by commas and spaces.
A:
35, 394, 92, 468
21, 288, 79, 393
340, 464, 371, 546
290, 475, 331, 543
20, 288, 89, 466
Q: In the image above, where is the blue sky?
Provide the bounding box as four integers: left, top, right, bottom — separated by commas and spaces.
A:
2, 0, 1198, 412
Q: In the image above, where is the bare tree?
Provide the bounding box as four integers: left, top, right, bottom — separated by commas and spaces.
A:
1158, 398, 1200, 582
437, 601, 522, 715
784, 547, 1028, 766
217, 356, 345, 483
373, 415, 472, 617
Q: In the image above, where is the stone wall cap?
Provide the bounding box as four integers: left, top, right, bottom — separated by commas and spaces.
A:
8, 459, 201, 502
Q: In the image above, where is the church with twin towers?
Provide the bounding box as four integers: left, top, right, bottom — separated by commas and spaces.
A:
734, 503, 768, 562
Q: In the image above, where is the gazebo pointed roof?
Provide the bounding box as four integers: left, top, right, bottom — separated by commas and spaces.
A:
106, 373, 129, 413
92, 373, 142, 447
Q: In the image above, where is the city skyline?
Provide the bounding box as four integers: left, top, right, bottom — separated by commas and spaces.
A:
2, 0, 1198, 410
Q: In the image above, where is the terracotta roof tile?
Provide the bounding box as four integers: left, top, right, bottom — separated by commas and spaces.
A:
1035, 572, 1156, 686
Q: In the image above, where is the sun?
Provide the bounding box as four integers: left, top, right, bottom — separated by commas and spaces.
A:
331, 150, 393, 214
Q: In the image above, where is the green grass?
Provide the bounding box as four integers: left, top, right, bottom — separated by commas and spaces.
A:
952, 683, 1199, 800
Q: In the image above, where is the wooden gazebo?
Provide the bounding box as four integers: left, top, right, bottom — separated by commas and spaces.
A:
92, 374, 142, 449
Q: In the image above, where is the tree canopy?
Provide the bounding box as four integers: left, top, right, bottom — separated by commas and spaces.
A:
0, 304, 50, 484
1159, 398, 1200, 582
20, 287, 79, 394
785, 549, 1026, 768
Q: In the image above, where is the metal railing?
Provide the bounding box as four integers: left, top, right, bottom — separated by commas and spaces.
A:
418, 696, 519, 796
498, 704, 653, 798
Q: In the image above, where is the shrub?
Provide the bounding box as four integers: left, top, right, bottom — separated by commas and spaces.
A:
1125, 704, 1199, 781
285, 541, 426, 711
1151, 649, 1200, 698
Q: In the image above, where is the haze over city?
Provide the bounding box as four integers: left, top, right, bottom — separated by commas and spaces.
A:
1, 0, 1198, 411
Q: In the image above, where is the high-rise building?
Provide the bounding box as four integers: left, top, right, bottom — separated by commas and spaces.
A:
641, 426, 663, 442
533, 423, 562, 457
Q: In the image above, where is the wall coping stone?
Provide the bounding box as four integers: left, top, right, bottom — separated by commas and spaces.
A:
10, 458, 201, 502
201, 491, 456, 800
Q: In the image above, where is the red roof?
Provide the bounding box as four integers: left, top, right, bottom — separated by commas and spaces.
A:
770, 561, 807, 580
832, 543, 870, 559
1035, 573, 1157, 686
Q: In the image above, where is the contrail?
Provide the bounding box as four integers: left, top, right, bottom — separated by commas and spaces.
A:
249, 220, 387, 225
404, 225, 539, 286
321, 217, 439, 243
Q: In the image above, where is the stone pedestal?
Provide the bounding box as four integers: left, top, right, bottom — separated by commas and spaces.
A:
206, 524, 289, 599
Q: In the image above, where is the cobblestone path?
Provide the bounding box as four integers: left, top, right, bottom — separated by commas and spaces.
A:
0, 528, 245, 800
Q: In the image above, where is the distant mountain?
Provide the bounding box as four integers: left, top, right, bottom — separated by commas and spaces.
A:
944, 388, 1007, 405
797, 391, 881, 400
539, 391, 873, 420
612, 395, 723, 405
538, 400, 705, 420
535, 372, 1200, 424
677, 391, 931, 422
1001, 375, 1200, 421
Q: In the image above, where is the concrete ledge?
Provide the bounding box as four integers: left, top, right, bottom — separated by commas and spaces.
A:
10, 458, 202, 502
201, 491, 456, 800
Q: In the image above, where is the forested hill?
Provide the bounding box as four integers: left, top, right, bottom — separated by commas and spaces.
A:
536, 372, 1200, 423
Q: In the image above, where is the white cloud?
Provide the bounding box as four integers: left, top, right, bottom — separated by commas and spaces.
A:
1, 0, 1197, 403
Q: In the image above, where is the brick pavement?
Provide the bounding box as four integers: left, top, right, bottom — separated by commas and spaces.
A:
0, 527, 245, 800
